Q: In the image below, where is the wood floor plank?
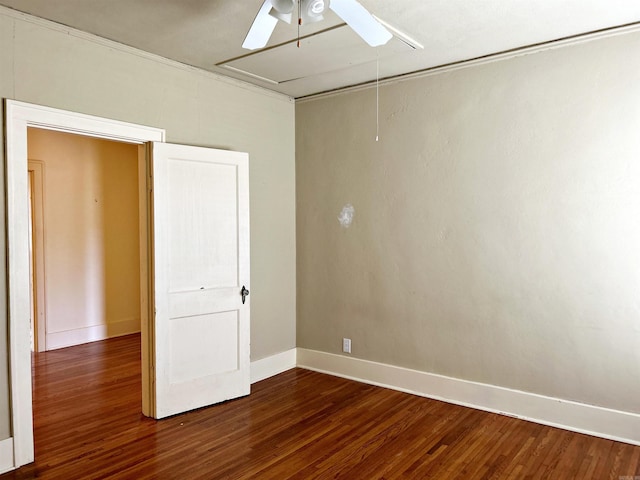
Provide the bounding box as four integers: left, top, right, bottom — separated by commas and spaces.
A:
2, 334, 639, 479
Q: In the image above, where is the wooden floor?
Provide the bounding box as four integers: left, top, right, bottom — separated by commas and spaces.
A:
2, 334, 639, 479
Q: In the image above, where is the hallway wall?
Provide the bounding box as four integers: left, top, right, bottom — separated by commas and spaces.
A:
28, 128, 141, 350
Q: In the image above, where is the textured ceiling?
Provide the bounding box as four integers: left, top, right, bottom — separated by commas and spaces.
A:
1, 0, 639, 98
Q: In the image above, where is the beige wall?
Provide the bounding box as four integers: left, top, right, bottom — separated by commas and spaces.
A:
297, 31, 640, 415
28, 128, 140, 348
0, 8, 296, 440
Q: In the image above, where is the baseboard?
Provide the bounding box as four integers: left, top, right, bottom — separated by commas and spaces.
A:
0, 438, 14, 474
46, 318, 141, 350
251, 348, 297, 384
297, 348, 640, 446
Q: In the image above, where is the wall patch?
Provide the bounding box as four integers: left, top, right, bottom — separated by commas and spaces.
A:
338, 204, 355, 228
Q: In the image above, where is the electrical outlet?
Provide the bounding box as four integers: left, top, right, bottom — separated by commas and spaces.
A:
342, 338, 352, 354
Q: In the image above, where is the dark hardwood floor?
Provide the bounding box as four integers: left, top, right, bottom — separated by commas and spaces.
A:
2, 334, 639, 479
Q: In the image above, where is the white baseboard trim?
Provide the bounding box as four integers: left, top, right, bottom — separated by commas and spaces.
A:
0, 438, 14, 474
46, 318, 141, 350
251, 348, 297, 384
297, 348, 640, 446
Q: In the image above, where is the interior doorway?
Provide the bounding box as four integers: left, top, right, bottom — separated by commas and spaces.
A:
6, 100, 251, 472
5, 99, 165, 469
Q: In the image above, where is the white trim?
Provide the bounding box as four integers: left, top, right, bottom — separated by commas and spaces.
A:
0, 438, 14, 474
296, 22, 640, 103
45, 318, 141, 351
5, 99, 165, 468
250, 348, 297, 384
6, 101, 165, 144
297, 348, 640, 446
0, 5, 293, 104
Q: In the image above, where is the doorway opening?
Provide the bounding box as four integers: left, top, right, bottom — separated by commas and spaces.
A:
26, 130, 144, 463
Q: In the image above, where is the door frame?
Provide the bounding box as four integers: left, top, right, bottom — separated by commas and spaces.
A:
27, 160, 45, 352
4, 100, 165, 468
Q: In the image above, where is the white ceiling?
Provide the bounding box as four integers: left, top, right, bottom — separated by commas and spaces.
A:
1, 0, 639, 98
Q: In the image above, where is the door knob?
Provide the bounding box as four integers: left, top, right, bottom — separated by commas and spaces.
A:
241, 286, 249, 304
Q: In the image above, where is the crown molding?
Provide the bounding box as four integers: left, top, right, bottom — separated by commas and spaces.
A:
297, 21, 640, 103
0, 5, 294, 104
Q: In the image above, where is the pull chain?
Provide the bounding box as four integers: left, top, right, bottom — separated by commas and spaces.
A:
376, 53, 379, 142
297, 0, 301, 47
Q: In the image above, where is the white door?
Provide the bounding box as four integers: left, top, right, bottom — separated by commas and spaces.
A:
149, 142, 250, 418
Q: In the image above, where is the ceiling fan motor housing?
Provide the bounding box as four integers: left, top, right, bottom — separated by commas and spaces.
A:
244, 0, 392, 50
269, 0, 295, 23
271, 0, 295, 14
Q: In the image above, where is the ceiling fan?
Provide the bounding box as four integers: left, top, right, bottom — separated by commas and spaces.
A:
242, 0, 393, 50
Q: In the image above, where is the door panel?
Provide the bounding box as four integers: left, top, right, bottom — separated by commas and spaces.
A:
150, 142, 250, 419
169, 311, 239, 383
167, 159, 239, 291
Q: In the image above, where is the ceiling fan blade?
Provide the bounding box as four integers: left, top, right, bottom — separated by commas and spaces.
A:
242, 0, 279, 50
329, 0, 392, 47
